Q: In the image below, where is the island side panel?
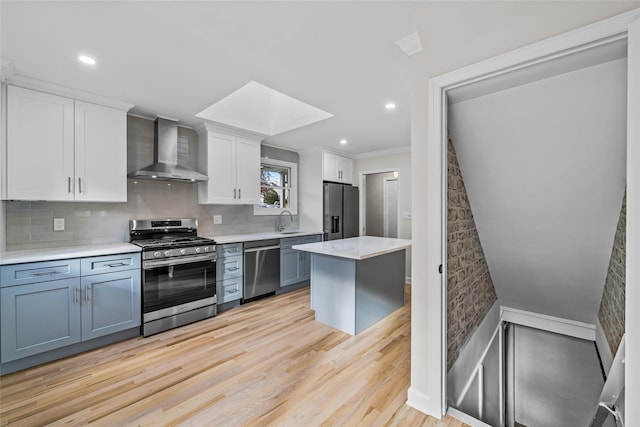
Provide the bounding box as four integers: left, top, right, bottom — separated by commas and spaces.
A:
310, 253, 357, 335
355, 249, 406, 334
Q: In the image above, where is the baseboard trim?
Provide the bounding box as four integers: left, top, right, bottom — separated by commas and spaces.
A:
407, 387, 441, 418
447, 407, 493, 427
500, 306, 595, 341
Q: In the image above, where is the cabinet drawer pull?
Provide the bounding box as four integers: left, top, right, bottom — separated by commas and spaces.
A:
31, 270, 61, 277
105, 262, 127, 268
226, 267, 239, 272
226, 288, 238, 294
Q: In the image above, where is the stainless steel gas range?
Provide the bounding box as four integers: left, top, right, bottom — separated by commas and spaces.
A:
129, 219, 217, 337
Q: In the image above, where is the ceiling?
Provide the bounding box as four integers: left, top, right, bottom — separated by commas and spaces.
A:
449, 57, 627, 324
0, 1, 417, 156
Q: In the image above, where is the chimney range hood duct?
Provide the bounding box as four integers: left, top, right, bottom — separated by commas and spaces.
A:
128, 117, 208, 182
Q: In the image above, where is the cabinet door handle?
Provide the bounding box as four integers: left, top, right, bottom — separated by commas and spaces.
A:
78, 177, 82, 194
105, 262, 126, 268
234, 188, 237, 199
68, 177, 72, 193
31, 270, 60, 277
238, 188, 241, 199
85, 285, 90, 302
73, 287, 79, 304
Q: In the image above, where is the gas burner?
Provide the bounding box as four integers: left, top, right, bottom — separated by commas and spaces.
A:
129, 218, 216, 260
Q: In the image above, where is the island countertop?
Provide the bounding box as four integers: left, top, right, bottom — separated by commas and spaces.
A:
292, 236, 411, 261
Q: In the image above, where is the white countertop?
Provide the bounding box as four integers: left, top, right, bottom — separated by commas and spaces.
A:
292, 236, 411, 261
211, 230, 323, 244
0, 243, 141, 265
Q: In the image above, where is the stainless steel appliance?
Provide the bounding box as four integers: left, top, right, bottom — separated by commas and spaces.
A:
324, 182, 359, 240
243, 239, 280, 301
127, 117, 208, 182
129, 219, 217, 336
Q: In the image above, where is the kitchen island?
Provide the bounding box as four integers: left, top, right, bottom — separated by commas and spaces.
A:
292, 236, 411, 335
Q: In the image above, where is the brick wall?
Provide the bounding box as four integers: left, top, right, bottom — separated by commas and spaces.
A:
598, 191, 626, 356
447, 135, 498, 369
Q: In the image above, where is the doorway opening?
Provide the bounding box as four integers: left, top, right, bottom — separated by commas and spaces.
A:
361, 170, 400, 238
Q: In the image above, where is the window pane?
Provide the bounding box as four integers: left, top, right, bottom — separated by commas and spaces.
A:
261, 165, 289, 188
260, 187, 290, 209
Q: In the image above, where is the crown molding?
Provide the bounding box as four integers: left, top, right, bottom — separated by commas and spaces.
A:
5, 75, 134, 111
355, 146, 410, 160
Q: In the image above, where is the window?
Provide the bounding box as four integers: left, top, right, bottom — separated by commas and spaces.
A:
254, 158, 297, 215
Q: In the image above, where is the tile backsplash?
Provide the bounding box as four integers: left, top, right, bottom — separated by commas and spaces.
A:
3, 116, 299, 251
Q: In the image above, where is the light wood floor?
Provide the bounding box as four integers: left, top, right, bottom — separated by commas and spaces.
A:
0, 285, 468, 427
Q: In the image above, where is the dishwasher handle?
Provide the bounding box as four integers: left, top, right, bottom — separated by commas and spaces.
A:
244, 244, 280, 253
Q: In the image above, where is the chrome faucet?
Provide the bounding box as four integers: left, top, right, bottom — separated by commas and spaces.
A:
278, 210, 293, 231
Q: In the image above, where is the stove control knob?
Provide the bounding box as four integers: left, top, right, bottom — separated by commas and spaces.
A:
164, 250, 172, 257
180, 249, 187, 255
154, 251, 162, 258
195, 247, 202, 253
204, 246, 210, 252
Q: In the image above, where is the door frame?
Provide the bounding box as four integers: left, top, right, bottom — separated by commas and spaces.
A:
409, 9, 640, 422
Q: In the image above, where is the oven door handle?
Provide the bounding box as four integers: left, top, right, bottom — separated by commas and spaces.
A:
143, 254, 217, 269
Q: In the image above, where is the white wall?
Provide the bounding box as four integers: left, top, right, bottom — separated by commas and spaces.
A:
409, 0, 640, 417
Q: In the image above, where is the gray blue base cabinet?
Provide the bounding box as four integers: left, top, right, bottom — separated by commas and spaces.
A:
280, 235, 322, 287
1, 253, 141, 364
217, 243, 243, 305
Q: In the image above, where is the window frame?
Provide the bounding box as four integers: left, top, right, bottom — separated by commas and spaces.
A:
253, 157, 298, 216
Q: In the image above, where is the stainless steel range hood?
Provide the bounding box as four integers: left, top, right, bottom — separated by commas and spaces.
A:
128, 117, 208, 182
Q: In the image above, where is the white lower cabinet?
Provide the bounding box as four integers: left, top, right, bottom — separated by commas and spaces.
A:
0, 253, 141, 363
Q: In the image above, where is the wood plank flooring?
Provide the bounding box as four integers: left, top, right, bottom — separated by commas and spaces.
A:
0, 285, 468, 426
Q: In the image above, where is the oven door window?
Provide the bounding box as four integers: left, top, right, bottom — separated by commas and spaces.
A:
143, 259, 216, 313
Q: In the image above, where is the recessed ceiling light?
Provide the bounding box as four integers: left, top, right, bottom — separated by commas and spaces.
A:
340, 139, 348, 145
385, 102, 396, 110
78, 55, 96, 65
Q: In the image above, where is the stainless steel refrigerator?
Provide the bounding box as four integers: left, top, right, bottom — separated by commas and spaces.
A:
324, 182, 359, 240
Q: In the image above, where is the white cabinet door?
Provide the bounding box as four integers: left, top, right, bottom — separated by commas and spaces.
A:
235, 137, 260, 204
74, 101, 127, 202
199, 132, 236, 204
338, 156, 353, 184
6, 86, 75, 201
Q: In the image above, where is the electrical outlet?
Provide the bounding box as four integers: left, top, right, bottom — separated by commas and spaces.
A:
213, 215, 223, 225
53, 218, 65, 231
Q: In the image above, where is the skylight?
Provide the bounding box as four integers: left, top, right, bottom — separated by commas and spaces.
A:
195, 81, 333, 136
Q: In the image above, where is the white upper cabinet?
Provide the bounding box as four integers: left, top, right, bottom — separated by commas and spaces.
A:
74, 101, 127, 202
322, 151, 353, 184
5, 85, 129, 202
198, 124, 261, 205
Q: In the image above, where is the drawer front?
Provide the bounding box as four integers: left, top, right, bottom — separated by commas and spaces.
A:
217, 255, 243, 281
280, 237, 300, 250
81, 253, 141, 276
218, 277, 243, 303
218, 243, 243, 258
1, 259, 81, 287
302, 235, 322, 245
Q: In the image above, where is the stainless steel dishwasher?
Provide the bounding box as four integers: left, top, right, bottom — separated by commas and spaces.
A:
243, 239, 281, 301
